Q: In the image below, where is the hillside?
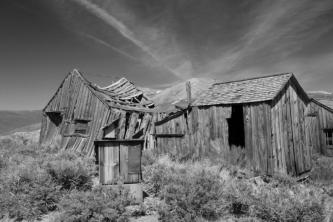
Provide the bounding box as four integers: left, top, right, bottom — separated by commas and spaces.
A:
152, 78, 215, 111
308, 91, 333, 109
139, 87, 160, 99
0, 110, 41, 135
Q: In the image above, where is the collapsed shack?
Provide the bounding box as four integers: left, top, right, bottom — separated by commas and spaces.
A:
153, 73, 312, 176
39, 69, 156, 184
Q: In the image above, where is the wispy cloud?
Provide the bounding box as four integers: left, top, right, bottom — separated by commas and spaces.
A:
78, 32, 140, 62
72, 0, 192, 79
205, 0, 333, 79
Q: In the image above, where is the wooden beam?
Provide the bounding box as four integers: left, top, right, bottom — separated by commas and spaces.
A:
186, 81, 192, 105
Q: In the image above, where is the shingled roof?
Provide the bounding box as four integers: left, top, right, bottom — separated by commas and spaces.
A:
193, 73, 303, 106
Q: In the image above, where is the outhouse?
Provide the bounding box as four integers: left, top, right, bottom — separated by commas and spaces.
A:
94, 139, 143, 184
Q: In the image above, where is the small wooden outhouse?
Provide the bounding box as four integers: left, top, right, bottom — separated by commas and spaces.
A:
95, 139, 143, 185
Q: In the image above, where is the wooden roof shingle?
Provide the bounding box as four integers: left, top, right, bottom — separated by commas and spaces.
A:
193, 73, 295, 106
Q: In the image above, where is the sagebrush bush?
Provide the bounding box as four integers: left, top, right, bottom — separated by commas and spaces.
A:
44, 151, 96, 191
143, 157, 228, 221
57, 186, 134, 222
143, 156, 327, 222
0, 161, 62, 221
158, 170, 228, 221
0, 135, 97, 221
310, 154, 333, 184
141, 149, 157, 167
226, 177, 326, 222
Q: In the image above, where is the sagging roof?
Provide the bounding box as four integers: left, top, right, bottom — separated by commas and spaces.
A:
72, 69, 155, 112
96, 77, 146, 101
193, 73, 306, 106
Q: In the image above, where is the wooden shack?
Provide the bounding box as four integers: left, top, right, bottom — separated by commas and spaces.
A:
306, 99, 333, 156
39, 69, 155, 157
153, 73, 311, 176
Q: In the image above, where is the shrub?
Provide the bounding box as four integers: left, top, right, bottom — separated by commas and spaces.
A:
158, 170, 228, 221
141, 149, 157, 167
0, 136, 97, 221
144, 156, 327, 222
57, 186, 134, 222
310, 154, 333, 185
0, 162, 62, 221
144, 158, 228, 221
227, 179, 326, 222
44, 151, 96, 191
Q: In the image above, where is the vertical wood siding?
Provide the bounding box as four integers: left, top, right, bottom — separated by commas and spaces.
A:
98, 140, 142, 185
154, 83, 310, 176
155, 106, 231, 160
243, 103, 271, 175
40, 72, 154, 157
306, 101, 333, 156
271, 83, 311, 176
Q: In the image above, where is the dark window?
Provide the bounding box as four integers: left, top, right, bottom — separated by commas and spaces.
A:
325, 129, 333, 148
46, 111, 63, 126
74, 119, 90, 135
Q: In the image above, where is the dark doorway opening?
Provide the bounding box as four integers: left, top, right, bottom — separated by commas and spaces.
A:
46, 111, 63, 126
228, 105, 245, 147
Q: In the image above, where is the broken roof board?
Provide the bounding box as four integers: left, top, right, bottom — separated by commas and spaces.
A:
43, 69, 155, 113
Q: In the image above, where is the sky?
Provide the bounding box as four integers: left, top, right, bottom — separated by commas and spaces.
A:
1, 0, 333, 110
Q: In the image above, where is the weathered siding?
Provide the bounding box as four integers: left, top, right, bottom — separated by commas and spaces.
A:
271, 83, 311, 176
243, 103, 272, 175
40, 72, 111, 156
306, 101, 333, 156
155, 105, 231, 159
40, 72, 154, 156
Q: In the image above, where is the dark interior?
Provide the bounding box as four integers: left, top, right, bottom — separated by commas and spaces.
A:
228, 105, 245, 147
46, 111, 63, 126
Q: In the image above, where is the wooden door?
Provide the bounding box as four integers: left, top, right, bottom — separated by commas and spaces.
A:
97, 140, 143, 185
99, 143, 119, 184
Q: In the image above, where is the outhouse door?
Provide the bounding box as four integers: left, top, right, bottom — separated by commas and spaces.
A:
95, 140, 143, 185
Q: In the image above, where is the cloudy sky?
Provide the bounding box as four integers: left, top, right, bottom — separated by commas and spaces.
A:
1, 0, 333, 110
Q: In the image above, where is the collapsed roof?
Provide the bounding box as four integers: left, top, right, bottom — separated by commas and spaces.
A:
77, 70, 155, 110
44, 69, 155, 112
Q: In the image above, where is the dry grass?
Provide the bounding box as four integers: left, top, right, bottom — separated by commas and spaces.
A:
1, 133, 333, 221
143, 154, 331, 221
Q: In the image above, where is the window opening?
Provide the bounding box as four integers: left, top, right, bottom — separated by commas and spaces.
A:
74, 119, 90, 135
324, 129, 333, 148
46, 111, 63, 126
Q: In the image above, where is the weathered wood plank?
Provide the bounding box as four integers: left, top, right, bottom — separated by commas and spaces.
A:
125, 112, 140, 139
120, 143, 128, 182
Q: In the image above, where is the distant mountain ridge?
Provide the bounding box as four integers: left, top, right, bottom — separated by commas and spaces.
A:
308, 91, 333, 109
0, 110, 41, 135
308, 91, 333, 100
152, 78, 215, 111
